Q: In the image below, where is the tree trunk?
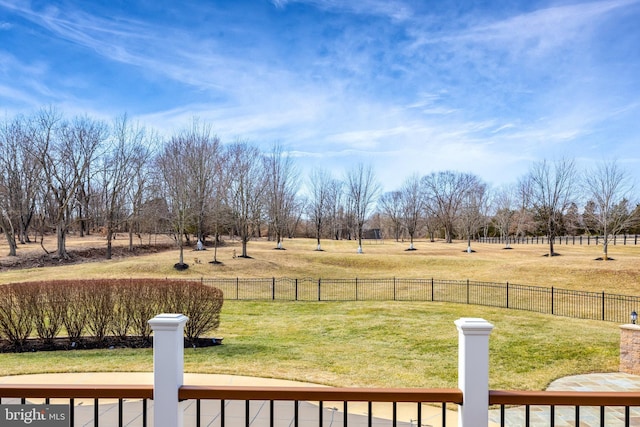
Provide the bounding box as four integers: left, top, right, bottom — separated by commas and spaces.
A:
603, 223, 609, 261
316, 227, 321, 250
445, 226, 453, 243
213, 234, 219, 262
106, 231, 113, 260
2, 229, 17, 256
56, 221, 68, 259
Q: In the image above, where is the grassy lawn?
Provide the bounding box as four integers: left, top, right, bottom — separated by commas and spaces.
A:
0, 300, 620, 390
0, 236, 633, 390
2, 237, 639, 294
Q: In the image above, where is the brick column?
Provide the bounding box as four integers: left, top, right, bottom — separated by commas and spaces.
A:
620, 324, 640, 374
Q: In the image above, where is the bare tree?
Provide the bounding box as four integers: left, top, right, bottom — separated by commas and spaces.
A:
184, 119, 221, 246
308, 168, 333, 250
125, 131, 155, 251
0, 115, 42, 255
513, 176, 535, 240
400, 174, 426, 250
344, 163, 381, 253
227, 142, 266, 258
378, 191, 403, 242
264, 143, 298, 250
209, 145, 231, 264
157, 120, 220, 268
99, 114, 151, 259
0, 118, 19, 256
457, 176, 487, 253
422, 171, 478, 243
493, 184, 517, 249
583, 160, 637, 260
30, 109, 107, 258
156, 137, 191, 268
326, 178, 344, 240
527, 158, 577, 257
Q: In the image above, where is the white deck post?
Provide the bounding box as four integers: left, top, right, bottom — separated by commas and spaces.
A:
455, 318, 494, 427
149, 313, 189, 427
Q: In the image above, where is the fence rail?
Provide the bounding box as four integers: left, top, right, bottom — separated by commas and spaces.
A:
477, 234, 640, 246
200, 277, 640, 324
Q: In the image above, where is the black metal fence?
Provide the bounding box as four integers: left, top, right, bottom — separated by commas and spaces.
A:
478, 234, 640, 246
199, 277, 640, 324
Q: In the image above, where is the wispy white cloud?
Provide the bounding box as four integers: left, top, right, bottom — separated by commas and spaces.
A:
411, 0, 638, 57
1, 0, 639, 189
270, 0, 412, 21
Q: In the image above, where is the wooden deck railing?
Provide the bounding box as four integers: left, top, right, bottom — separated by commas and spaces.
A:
0, 384, 153, 427
0, 384, 462, 426
490, 390, 640, 427
0, 384, 153, 399
3, 315, 639, 426
4, 384, 640, 426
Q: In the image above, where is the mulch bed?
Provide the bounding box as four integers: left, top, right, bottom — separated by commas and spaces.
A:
0, 336, 222, 353
0, 244, 175, 271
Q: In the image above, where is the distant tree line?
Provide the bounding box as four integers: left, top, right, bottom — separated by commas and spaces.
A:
375, 159, 640, 260
1, 108, 638, 262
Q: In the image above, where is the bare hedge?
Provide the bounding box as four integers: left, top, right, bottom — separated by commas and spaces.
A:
0, 279, 223, 348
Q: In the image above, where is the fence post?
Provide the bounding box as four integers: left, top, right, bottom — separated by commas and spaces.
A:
149, 313, 189, 427
455, 318, 494, 427
466, 279, 470, 304
506, 282, 509, 309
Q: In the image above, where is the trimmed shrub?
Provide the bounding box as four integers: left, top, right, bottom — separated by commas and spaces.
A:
60, 283, 88, 342
84, 281, 115, 341
181, 283, 224, 343
0, 279, 224, 345
0, 283, 34, 348
110, 280, 136, 339
29, 282, 65, 343
129, 282, 160, 339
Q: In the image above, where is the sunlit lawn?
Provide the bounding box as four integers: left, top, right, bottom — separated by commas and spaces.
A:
0, 235, 635, 390
0, 300, 619, 390
2, 236, 639, 295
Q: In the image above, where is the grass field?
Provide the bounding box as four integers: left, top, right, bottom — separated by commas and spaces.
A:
1, 235, 639, 295
0, 300, 619, 390
0, 235, 636, 390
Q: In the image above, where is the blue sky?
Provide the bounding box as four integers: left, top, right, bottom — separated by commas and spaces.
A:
1, 0, 639, 191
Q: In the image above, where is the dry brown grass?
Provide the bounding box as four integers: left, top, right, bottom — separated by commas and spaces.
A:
1, 235, 639, 295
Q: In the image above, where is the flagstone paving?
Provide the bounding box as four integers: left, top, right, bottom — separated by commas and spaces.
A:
489, 372, 640, 426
